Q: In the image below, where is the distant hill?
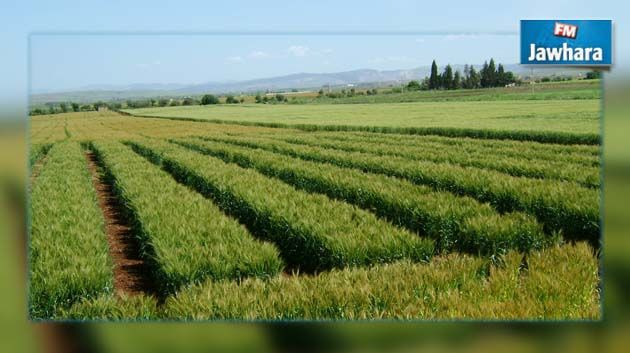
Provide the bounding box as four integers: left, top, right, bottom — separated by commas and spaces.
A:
31, 65, 590, 104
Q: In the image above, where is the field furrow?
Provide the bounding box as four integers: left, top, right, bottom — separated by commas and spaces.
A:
128, 138, 435, 272
90, 141, 283, 294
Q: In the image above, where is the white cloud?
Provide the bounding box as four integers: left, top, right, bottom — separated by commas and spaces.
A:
226, 56, 244, 63
287, 45, 310, 57
249, 51, 269, 58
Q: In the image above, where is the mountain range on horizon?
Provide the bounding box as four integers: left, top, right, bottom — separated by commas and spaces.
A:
31, 64, 589, 104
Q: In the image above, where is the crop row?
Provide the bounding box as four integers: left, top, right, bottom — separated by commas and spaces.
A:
328, 133, 600, 167
131, 114, 599, 145
89, 141, 282, 294
29, 142, 113, 318
128, 138, 435, 272
197, 135, 600, 245
275, 135, 599, 187
29, 143, 52, 168
175, 137, 549, 255
63, 242, 599, 320
313, 131, 600, 160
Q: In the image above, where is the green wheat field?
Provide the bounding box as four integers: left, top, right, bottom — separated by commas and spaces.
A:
29, 80, 601, 321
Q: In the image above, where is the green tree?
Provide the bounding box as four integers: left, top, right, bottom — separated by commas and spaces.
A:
453, 71, 462, 90
59, 103, 68, 113
487, 58, 497, 87
201, 94, 219, 105
158, 98, 169, 107
497, 63, 506, 86
71, 102, 80, 112
479, 61, 491, 88
429, 60, 439, 89
586, 71, 602, 80
468, 66, 480, 89
275, 93, 285, 102
406, 80, 421, 91
255, 94, 263, 103
420, 77, 430, 90
93, 101, 107, 110
442, 65, 454, 90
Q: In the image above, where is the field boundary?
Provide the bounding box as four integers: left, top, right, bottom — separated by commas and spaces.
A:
126, 113, 600, 145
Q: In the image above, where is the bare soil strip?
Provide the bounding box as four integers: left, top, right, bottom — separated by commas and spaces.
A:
30, 155, 48, 185
85, 151, 155, 296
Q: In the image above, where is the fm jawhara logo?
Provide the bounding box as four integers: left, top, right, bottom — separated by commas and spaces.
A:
521, 20, 612, 66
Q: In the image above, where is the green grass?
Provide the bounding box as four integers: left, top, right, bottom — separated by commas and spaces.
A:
163, 242, 599, 320
125, 99, 600, 144
61, 294, 159, 321
29, 142, 113, 318
175, 137, 550, 256
129, 138, 435, 272
304, 131, 600, 166
197, 134, 600, 245
28, 143, 52, 168
27, 106, 602, 321
274, 135, 599, 187
59, 243, 599, 321
90, 141, 283, 294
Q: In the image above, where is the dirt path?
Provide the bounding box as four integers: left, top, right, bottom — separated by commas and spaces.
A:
85, 151, 154, 296
29, 155, 48, 185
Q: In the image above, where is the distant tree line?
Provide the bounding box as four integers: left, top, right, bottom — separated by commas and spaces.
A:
315, 87, 378, 99
30, 93, 252, 115
402, 58, 518, 92
30, 101, 123, 115
254, 93, 289, 104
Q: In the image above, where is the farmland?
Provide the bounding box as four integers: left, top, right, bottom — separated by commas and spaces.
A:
127, 99, 599, 138
29, 86, 601, 320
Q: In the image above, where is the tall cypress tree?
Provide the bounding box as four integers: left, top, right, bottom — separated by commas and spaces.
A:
453, 70, 461, 89
497, 63, 506, 87
469, 65, 480, 88
443, 64, 454, 90
462, 64, 470, 88
429, 60, 439, 90
480, 61, 489, 88
487, 58, 497, 87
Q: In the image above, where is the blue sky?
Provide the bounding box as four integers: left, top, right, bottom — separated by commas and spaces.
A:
30, 34, 518, 92
1, 0, 629, 102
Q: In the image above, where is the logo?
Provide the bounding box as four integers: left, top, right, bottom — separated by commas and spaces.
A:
554, 22, 577, 39
521, 20, 612, 66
